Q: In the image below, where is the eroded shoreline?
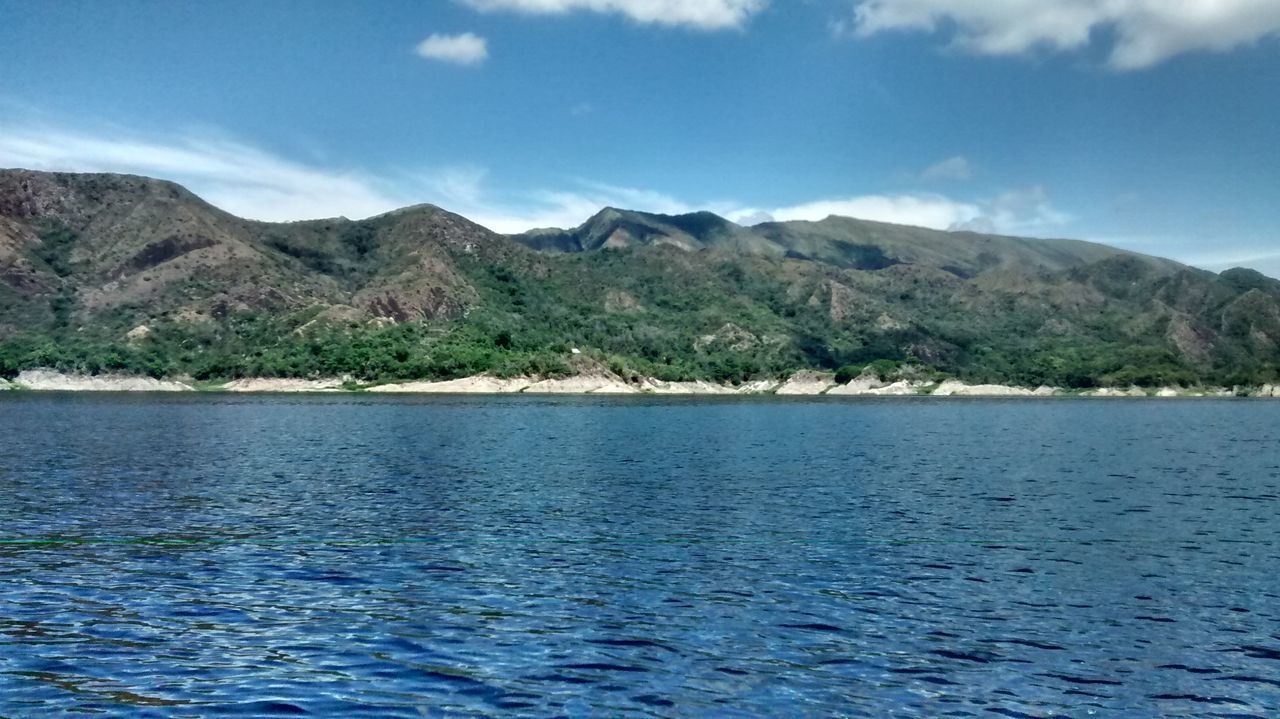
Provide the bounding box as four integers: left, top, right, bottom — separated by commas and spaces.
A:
3, 369, 1276, 398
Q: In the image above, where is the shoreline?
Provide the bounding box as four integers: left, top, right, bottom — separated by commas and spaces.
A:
3, 370, 1276, 398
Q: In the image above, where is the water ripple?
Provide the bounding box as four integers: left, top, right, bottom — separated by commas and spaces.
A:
1, 394, 1278, 716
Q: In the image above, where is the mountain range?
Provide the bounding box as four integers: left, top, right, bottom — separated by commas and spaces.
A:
1, 168, 1277, 387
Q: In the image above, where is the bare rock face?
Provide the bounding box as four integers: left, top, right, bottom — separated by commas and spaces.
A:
642, 379, 736, 395
864, 380, 925, 396
0, 378, 12, 391
370, 376, 532, 394
15, 370, 192, 392
736, 379, 781, 394
1084, 387, 1149, 398
827, 378, 925, 396
932, 380, 1035, 397
826, 377, 887, 395
774, 371, 837, 396
524, 375, 639, 394
220, 378, 346, 392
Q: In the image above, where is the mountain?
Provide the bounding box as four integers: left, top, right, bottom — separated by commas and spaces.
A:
1, 168, 1278, 387
510, 207, 1178, 277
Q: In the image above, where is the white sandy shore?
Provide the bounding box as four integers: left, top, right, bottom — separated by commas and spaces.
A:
3, 368, 1274, 397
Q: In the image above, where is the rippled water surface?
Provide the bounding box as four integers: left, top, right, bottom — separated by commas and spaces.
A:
1, 394, 1278, 717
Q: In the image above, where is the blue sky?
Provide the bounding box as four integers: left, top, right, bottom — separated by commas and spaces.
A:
1, 0, 1278, 275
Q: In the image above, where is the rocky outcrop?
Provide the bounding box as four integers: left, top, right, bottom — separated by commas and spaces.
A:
931, 380, 1035, 397
523, 375, 640, 394
1084, 387, 1149, 398
0, 378, 11, 391
827, 378, 927, 396
774, 371, 837, 396
864, 380, 926, 396
15, 370, 193, 392
369, 376, 531, 394
221, 378, 346, 392
736, 379, 781, 394
642, 380, 737, 395
826, 377, 886, 395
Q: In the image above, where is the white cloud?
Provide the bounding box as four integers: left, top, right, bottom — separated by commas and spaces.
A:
0, 120, 707, 231
460, 0, 767, 30
6, 119, 1275, 277
850, 0, 1280, 69
952, 186, 1071, 233
731, 186, 1070, 236
0, 123, 410, 221
415, 32, 489, 65
0, 119, 1072, 236
748, 194, 983, 229
921, 155, 973, 182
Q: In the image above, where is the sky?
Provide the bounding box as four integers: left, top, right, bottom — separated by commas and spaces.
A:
1, 0, 1278, 276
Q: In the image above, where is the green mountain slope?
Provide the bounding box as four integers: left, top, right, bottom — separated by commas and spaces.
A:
1, 169, 1277, 387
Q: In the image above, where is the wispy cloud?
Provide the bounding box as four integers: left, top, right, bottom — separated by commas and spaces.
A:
731, 186, 1069, 236
459, 0, 767, 30
415, 32, 489, 66
0, 123, 410, 221
850, 0, 1280, 69
920, 155, 972, 182
734, 194, 981, 230
0, 118, 1073, 237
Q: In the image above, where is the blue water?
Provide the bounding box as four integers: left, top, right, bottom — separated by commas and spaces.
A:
1, 394, 1278, 717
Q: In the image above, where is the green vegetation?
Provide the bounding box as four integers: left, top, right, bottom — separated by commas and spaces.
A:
2, 169, 1278, 389
2, 242, 1277, 388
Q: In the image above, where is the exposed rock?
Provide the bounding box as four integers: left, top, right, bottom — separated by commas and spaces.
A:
1033, 386, 1060, 396
125, 324, 152, 341
642, 379, 736, 395
736, 379, 781, 394
15, 370, 193, 392
1155, 387, 1181, 397
524, 374, 639, 394
863, 380, 926, 396
1085, 387, 1149, 398
0, 378, 11, 391
369, 376, 531, 394
932, 380, 1035, 397
1255, 384, 1277, 397
221, 378, 346, 392
826, 377, 888, 395
775, 371, 837, 396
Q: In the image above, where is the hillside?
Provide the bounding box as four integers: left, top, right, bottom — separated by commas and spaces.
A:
1, 168, 1277, 387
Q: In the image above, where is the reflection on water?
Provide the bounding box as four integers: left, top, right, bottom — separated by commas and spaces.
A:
1, 394, 1278, 716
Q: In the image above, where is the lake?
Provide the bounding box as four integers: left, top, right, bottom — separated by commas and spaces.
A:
1, 394, 1278, 717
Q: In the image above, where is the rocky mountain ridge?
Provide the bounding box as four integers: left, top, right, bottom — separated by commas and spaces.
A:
1, 168, 1277, 388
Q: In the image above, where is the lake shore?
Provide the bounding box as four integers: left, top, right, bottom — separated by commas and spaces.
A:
4, 369, 1277, 398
